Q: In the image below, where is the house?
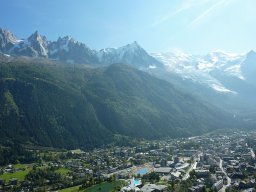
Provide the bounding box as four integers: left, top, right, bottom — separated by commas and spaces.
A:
196, 178, 205, 185
239, 181, 248, 189
246, 165, 256, 175
242, 188, 255, 192
182, 150, 198, 157
195, 170, 210, 178
242, 154, 252, 160
140, 184, 167, 192
223, 176, 228, 185
238, 180, 256, 190
212, 180, 223, 191
161, 175, 171, 182
170, 171, 181, 180
215, 170, 224, 177
188, 185, 205, 192
121, 186, 140, 192
9, 178, 18, 186
174, 156, 180, 164
154, 167, 172, 175
175, 163, 190, 170
223, 156, 234, 162
160, 159, 167, 167
230, 172, 244, 180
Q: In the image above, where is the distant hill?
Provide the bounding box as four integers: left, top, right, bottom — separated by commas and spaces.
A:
0, 58, 237, 148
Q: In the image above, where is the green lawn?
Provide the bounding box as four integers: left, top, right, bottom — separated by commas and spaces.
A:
55, 167, 70, 175
86, 181, 123, 192
59, 185, 81, 192
0, 170, 29, 182
59, 181, 124, 192
0, 164, 31, 182
13, 164, 27, 169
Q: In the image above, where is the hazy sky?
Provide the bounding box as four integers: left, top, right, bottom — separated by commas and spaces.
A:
1, 0, 255, 54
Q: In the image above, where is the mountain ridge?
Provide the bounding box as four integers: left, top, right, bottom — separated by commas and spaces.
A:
0, 58, 238, 148
0, 28, 161, 68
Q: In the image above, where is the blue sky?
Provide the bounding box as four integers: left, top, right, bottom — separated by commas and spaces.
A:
0, 0, 255, 54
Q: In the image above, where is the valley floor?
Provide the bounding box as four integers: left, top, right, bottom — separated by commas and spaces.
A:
1, 130, 256, 192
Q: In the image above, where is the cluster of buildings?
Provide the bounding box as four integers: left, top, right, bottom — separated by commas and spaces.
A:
0, 164, 23, 189
187, 132, 256, 192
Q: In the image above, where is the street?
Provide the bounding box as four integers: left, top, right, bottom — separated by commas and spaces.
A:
219, 159, 231, 192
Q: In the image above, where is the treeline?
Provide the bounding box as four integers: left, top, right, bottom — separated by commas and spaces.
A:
0, 142, 37, 166
26, 167, 62, 186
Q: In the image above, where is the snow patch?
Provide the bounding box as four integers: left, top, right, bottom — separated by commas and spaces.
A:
152, 50, 245, 94
211, 84, 235, 93
3, 53, 10, 57
197, 59, 215, 71
225, 65, 245, 80
149, 65, 156, 69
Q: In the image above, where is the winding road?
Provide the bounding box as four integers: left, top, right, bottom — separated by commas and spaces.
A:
219, 159, 231, 192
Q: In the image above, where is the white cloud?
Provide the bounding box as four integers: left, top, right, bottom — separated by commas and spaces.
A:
187, 0, 232, 29
151, 0, 233, 29
151, 0, 210, 27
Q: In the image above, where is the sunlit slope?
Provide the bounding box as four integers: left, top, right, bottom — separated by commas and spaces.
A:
0, 59, 236, 148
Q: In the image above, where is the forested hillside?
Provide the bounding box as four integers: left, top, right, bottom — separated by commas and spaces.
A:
0, 59, 237, 148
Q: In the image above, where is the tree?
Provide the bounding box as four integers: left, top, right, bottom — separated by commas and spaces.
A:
111, 174, 116, 182
189, 170, 196, 178
209, 165, 216, 174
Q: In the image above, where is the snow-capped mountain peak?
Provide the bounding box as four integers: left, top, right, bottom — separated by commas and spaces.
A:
151, 50, 249, 94
205, 50, 245, 67
98, 41, 162, 68
1, 27, 255, 95
0, 28, 163, 68
28, 31, 40, 40
57, 36, 80, 46
0, 28, 20, 52
124, 41, 140, 50
0, 28, 19, 44
246, 50, 256, 58
26, 31, 48, 57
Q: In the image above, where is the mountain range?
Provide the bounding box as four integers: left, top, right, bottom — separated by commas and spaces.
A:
1, 27, 255, 97
0, 27, 255, 148
0, 28, 161, 68
0, 57, 236, 149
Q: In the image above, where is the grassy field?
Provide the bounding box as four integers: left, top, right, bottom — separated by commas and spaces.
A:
0, 169, 29, 182
13, 164, 27, 169
59, 181, 124, 192
59, 185, 81, 192
0, 164, 32, 182
55, 167, 70, 175
86, 181, 123, 192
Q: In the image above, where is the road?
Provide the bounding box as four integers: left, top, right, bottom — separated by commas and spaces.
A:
249, 148, 255, 159
182, 153, 201, 180
219, 159, 231, 192
182, 161, 198, 180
